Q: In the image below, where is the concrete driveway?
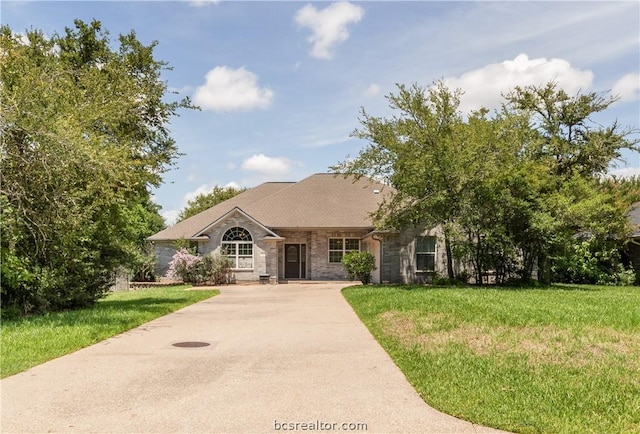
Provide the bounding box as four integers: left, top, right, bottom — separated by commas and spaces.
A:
1, 283, 506, 433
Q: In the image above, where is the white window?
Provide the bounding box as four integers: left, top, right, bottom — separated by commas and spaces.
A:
221, 227, 253, 269
328, 238, 360, 263
416, 236, 436, 271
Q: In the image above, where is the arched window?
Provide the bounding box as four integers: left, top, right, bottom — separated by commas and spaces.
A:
221, 227, 253, 269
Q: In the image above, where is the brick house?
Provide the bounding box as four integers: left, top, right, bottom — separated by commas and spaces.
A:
149, 173, 446, 283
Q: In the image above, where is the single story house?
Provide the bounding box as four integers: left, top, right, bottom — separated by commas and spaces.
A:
148, 173, 446, 284
625, 202, 640, 282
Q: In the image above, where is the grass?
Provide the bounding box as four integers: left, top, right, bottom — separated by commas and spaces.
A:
1, 285, 218, 378
343, 284, 640, 434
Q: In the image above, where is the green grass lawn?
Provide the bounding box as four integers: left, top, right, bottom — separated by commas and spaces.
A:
343, 284, 640, 434
1, 286, 218, 378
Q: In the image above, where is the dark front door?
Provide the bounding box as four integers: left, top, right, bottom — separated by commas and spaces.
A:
284, 244, 306, 279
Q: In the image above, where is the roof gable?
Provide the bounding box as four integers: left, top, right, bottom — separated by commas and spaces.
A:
195, 207, 280, 238
149, 174, 392, 241
148, 182, 293, 241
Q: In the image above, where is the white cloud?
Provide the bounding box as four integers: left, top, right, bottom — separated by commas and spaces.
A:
444, 54, 594, 113
189, 0, 219, 7
183, 183, 216, 204
224, 181, 240, 189
607, 167, 640, 179
161, 209, 180, 226
364, 83, 380, 97
612, 73, 640, 103
241, 154, 293, 177
301, 135, 351, 148
193, 66, 274, 112
169, 85, 194, 94
295, 1, 364, 59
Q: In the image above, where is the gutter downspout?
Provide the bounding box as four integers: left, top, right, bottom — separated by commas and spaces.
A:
372, 232, 383, 284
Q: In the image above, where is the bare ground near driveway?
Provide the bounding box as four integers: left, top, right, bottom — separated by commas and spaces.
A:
1, 283, 507, 433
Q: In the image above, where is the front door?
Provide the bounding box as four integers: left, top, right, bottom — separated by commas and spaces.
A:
284, 244, 306, 279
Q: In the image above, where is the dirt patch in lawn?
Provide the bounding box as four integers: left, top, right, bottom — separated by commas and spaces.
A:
378, 310, 640, 371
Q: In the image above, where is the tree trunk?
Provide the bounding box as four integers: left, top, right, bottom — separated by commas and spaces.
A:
444, 231, 454, 280
538, 254, 551, 284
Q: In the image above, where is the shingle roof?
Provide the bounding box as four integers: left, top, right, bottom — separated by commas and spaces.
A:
149, 173, 392, 241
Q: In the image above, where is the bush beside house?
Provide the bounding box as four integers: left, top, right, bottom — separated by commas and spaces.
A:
166, 249, 233, 285
341, 251, 377, 284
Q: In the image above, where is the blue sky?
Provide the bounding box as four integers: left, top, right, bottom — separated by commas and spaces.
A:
3, 1, 639, 224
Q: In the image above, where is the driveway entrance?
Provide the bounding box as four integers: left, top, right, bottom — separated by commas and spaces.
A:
1, 283, 506, 433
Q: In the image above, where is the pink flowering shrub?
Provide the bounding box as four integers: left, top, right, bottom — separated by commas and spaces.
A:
165, 249, 233, 284
165, 248, 201, 283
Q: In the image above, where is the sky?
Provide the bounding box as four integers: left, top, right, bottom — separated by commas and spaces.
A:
3, 1, 639, 225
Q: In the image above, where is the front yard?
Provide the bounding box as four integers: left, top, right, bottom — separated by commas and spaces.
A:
343, 284, 640, 434
1, 286, 218, 378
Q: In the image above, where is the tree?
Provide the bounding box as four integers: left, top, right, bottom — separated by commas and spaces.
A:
0, 20, 192, 314
333, 82, 468, 279
504, 82, 637, 281
334, 80, 637, 285
176, 185, 247, 222
504, 82, 638, 178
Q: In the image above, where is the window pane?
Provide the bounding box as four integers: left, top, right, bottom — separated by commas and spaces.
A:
223, 227, 252, 241
221, 243, 236, 256
417, 236, 436, 253
345, 239, 360, 251
238, 243, 252, 255
286, 246, 297, 262
417, 253, 435, 271
329, 251, 343, 263
329, 238, 343, 250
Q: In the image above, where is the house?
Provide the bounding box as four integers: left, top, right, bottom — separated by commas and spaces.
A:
625, 202, 640, 283
148, 173, 446, 284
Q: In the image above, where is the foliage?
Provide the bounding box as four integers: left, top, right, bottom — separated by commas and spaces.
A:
600, 175, 640, 207
176, 185, 247, 222
1, 286, 218, 377
341, 251, 377, 284
0, 20, 191, 314
344, 284, 640, 434
166, 248, 201, 283
200, 254, 234, 285
172, 237, 198, 254
165, 249, 233, 285
334, 80, 638, 285
552, 237, 636, 285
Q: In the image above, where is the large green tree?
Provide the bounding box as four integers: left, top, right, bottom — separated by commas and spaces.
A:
334, 81, 637, 284
176, 185, 247, 222
333, 82, 470, 279
0, 20, 191, 314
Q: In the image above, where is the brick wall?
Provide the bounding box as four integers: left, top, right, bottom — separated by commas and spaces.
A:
199, 214, 273, 281
154, 219, 455, 283
275, 229, 370, 280
379, 225, 447, 284
153, 241, 178, 278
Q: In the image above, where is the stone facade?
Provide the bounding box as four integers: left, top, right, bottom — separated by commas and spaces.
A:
198, 213, 275, 281
279, 229, 370, 281
153, 212, 450, 284
154, 241, 178, 277
371, 225, 448, 284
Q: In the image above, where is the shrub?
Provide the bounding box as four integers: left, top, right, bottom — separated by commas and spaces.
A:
166, 248, 201, 283
165, 249, 233, 285
341, 251, 377, 284
552, 238, 634, 286
199, 254, 234, 285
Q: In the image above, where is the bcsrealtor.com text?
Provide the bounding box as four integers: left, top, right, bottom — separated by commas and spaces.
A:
274, 420, 368, 431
